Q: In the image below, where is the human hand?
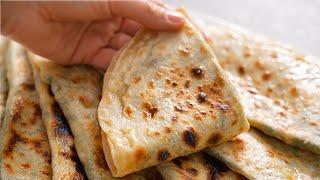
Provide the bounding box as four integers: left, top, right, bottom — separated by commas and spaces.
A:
1, 1, 184, 69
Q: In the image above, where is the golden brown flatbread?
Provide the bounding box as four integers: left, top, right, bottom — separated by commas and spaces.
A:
98, 10, 249, 177
31, 56, 161, 179
31, 57, 112, 179
205, 18, 320, 154
31, 57, 87, 179
0, 42, 51, 179
206, 129, 320, 179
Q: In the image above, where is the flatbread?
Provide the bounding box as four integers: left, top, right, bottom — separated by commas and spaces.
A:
0, 42, 51, 179
31, 57, 87, 179
206, 129, 320, 179
31, 57, 110, 179
98, 10, 249, 177
31, 57, 158, 179
205, 19, 320, 154
0, 36, 9, 129
157, 152, 245, 180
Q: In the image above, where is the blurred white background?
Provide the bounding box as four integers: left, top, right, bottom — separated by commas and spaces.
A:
167, 0, 320, 56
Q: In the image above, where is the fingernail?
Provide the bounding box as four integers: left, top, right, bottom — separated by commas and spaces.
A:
167, 11, 184, 24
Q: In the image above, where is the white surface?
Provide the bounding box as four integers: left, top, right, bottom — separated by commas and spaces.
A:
167, 0, 320, 57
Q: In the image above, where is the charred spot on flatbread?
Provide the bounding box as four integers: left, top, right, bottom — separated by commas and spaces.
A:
158, 150, 170, 162
142, 102, 158, 119
142, 167, 164, 180
171, 116, 178, 124
21, 83, 35, 91
237, 65, 246, 76
232, 138, 246, 152
59, 146, 87, 178
50, 98, 73, 139
124, 106, 134, 118
10, 97, 23, 123
184, 80, 191, 88
70, 75, 85, 84
261, 70, 272, 81
182, 127, 198, 148
203, 153, 229, 179
289, 87, 299, 97
3, 163, 13, 174
191, 67, 205, 78
3, 130, 23, 158
21, 163, 31, 169
135, 147, 148, 162
207, 132, 222, 145
172, 159, 182, 168
79, 95, 94, 108
41, 169, 51, 176
3, 128, 50, 164
197, 92, 207, 103
31, 105, 42, 125
164, 127, 172, 134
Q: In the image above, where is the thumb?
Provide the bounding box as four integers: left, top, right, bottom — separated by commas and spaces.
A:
39, 0, 184, 31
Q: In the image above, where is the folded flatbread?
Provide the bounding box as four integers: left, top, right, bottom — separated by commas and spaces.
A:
31, 57, 111, 179
98, 10, 249, 177
0, 36, 9, 129
31, 56, 87, 179
204, 18, 320, 154
206, 129, 320, 179
157, 152, 245, 180
0, 42, 51, 179
31, 57, 158, 179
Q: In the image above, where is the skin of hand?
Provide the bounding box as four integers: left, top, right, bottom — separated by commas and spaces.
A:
1, 1, 185, 69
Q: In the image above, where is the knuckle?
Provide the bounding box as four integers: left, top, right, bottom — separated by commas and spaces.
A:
93, 1, 112, 18
144, 0, 161, 16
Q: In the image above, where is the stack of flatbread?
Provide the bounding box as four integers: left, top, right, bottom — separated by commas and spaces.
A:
0, 9, 319, 180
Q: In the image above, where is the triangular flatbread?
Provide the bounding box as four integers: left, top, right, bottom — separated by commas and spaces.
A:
98, 10, 249, 177
205, 18, 320, 154
206, 129, 320, 179
0, 42, 51, 179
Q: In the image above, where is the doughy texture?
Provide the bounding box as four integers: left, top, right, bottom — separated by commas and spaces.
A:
206, 20, 320, 154
0, 42, 51, 179
99, 12, 249, 177
157, 152, 245, 180
206, 129, 320, 180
